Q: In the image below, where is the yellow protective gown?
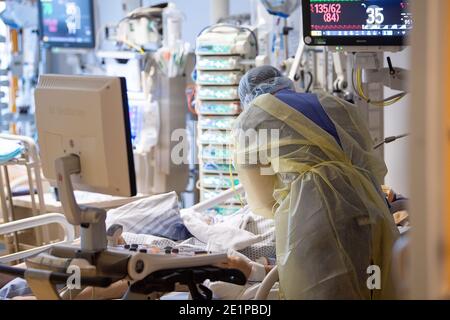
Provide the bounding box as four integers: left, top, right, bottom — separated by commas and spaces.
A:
233, 91, 399, 300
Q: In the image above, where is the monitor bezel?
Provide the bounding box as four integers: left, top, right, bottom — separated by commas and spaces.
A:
38, 0, 96, 49
119, 77, 138, 197
302, 0, 409, 47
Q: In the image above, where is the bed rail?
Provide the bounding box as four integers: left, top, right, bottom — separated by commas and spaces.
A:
187, 185, 245, 213
0, 213, 75, 264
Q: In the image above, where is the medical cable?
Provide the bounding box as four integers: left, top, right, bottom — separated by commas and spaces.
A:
195, 162, 244, 208
304, 71, 314, 93
229, 163, 245, 208
355, 67, 407, 106
374, 133, 410, 150
352, 67, 407, 107
114, 37, 146, 55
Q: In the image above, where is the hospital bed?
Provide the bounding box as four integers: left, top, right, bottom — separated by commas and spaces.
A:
0, 183, 410, 300
0, 185, 279, 300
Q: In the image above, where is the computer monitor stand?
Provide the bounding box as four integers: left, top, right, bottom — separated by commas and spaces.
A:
21, 155, 245, 300
55, 154, 108, 253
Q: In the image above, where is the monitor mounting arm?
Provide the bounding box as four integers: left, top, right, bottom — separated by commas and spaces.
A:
55, 154, 107, 252
355, 53, 409, 92
332, 52, 349, 92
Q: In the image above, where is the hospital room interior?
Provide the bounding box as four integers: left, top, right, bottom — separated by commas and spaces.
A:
0, 0, 448, 301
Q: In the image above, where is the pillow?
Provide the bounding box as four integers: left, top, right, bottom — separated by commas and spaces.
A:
106, 192, 191, 241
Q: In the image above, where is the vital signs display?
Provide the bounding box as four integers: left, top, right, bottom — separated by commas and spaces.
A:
302, 0, 412, 46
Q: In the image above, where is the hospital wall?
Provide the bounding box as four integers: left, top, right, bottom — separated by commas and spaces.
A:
384, 49, 410, 196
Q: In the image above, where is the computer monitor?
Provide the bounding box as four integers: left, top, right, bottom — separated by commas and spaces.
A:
38, 0, 96, 48
34, 75, 137, 198
302, 0, 413, 46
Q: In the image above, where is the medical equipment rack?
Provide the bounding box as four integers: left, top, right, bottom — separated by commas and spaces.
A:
0, 134, 48, 260
195, 25, 257, 214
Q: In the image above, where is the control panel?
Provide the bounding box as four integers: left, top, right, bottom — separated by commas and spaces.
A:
111, 244, 228, 281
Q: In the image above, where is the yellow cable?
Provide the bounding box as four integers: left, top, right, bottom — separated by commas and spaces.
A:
356, 67, 406, 107
116, 38, 145, 55
357, 68, 369, 101
196, 164, 245, 208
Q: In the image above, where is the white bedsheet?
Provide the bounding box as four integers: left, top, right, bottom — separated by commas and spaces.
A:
180, 208, 263, 252
106, 192, 269, 253
105, 193, 278, 300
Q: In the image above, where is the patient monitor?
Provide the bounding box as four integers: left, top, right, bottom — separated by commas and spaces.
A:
302, 0, 413, 47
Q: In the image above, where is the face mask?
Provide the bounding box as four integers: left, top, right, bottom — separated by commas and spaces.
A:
260, 0, 301, 18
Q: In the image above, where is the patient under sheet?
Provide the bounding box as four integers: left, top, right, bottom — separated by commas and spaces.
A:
106, 192, 277, 300
105, 192, 276, 262
1, 192, 276, 300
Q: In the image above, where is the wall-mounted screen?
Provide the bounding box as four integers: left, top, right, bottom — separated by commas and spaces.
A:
302, 0, 413, 46
38, 0, 95, 48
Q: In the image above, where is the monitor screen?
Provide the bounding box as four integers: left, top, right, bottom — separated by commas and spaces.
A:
38, 0, 95, 48
35, 75, 137, 197
302, 0, 413, 46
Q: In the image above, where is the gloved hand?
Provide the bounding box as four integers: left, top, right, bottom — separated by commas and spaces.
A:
206, 250, 269, 300
215, 250, 267, 282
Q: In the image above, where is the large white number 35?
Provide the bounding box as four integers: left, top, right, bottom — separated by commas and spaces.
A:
367, 7, 384, 25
